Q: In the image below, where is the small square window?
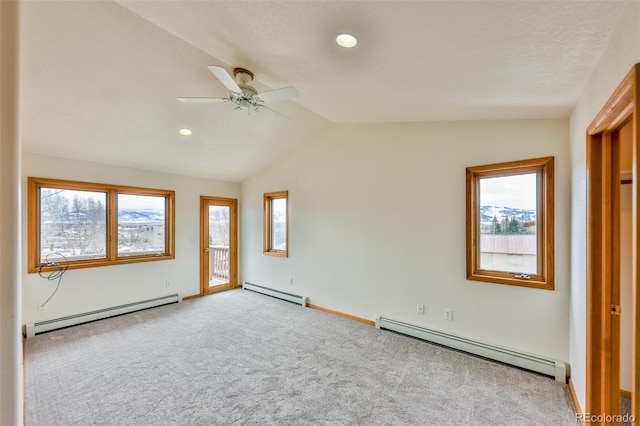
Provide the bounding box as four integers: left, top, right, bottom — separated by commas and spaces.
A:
466, 157, 554, 290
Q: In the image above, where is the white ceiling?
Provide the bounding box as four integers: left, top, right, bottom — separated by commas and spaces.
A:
20, 1, 629, 182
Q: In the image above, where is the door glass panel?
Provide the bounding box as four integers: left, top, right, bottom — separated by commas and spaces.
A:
208, 205, 230, 286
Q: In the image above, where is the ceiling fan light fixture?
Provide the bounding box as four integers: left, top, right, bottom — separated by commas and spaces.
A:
179, 128, 192, 136
335, 33, 358, 48
178, 65, 298, 125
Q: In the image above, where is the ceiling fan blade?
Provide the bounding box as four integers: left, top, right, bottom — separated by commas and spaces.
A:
177, 97, 230, 103
228, 107, 246, 126
257, 86, 299, 103
255, 105, 289, 125
208, 65, 242, 93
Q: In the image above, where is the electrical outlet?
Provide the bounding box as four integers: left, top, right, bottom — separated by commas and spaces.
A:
444, 309, 453, 320
37, 302, 46, 311
165, 280, 171, 288
289, 277, 293, 286
417, 304, 424, 314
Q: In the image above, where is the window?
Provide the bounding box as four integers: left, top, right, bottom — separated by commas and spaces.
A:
263, 190, 288, 257
28, 177, 175, 272
466, 157, 554, 290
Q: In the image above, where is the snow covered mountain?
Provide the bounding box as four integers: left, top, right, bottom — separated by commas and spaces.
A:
480, 205, 536, 224
118, 209, 164, 223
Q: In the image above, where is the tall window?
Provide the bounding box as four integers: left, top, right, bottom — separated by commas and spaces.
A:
263, 190, 288, 257
28, 177, 175, 272
466, 157, 554, 290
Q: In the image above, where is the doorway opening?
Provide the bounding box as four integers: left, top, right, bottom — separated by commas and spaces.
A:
586, 63, 638, 424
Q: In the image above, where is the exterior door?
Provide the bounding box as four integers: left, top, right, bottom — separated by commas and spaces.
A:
200, 196, 237, 294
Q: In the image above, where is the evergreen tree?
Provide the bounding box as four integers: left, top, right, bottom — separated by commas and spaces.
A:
507, 216, 520, 234
491, 215, 501, 234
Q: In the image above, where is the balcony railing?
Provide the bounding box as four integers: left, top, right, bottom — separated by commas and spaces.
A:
209, 245, 229, 281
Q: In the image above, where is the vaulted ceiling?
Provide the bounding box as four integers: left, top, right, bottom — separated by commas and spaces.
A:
20, 1, 629, 182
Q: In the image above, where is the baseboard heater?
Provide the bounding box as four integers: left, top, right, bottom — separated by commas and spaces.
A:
375, 315, 567, 382
25, 293, 182, 338
242, 282, 307, 307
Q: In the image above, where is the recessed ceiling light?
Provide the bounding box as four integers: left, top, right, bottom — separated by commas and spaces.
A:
179, 128, 192, 136
335, 33, 358, 48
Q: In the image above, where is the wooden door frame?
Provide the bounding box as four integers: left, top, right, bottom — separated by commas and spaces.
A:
586, 63, 639, 423
200, 196, 239, 295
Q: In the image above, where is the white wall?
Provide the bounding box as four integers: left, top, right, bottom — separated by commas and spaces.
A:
0, 1, 23, 424
241, 119, 571, 361
569, 0, 640, 410
22, 153, 240, 325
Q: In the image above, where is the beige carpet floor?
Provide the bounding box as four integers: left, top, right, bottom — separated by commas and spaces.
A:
25, 289, 577, 425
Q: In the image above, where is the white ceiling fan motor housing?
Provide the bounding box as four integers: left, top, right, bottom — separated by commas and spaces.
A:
234, 69, 258, 96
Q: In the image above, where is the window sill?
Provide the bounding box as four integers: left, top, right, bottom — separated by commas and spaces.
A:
467, 271, 553, 290
263, 250, 288, 258
28, 254, 174, 274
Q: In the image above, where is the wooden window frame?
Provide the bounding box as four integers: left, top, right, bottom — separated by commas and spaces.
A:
28, 177, 175, 273
263, 190, 288, 257
466, 157, 554, 290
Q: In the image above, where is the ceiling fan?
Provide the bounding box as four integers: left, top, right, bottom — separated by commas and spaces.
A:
178, 65, 299, 125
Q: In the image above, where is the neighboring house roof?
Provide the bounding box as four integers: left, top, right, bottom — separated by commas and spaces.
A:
480, 234, 537, 255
